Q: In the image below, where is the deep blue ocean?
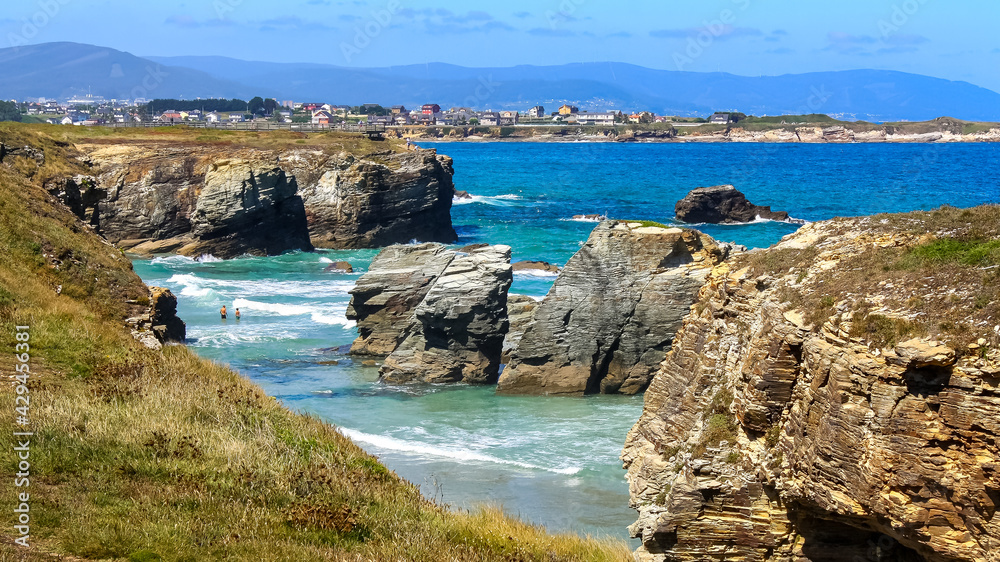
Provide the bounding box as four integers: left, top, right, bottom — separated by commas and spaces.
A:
133, 142, 1000, 541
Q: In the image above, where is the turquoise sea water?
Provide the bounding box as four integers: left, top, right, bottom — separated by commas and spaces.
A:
133, 142, 1000, 541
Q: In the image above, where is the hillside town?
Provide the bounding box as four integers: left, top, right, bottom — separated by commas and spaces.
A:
1, 95, 740, 127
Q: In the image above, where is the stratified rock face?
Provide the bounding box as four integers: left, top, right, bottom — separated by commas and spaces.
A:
502, 294, 538, 364
345, 243, 456, 356
497, 221, 726, 396
380, 245, 512, 384
295, 150, 458, 248
675, 184, 790, 224
77, 143, 456, 257
622, 211, 1000, 562
84, 145, 311, 258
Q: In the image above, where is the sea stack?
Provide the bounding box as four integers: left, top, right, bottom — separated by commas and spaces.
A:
497, 221, 728, 396
346, 243, 513, 385
380, 245, 513, 384
675, 184, 791, 224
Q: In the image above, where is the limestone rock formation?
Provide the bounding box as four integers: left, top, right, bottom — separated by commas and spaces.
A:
324, 261, 354, 273
380, 245, 513, 384
675, 184, 793, 224
622, 208, 1000, 562
73, 143, 456, 258
345, 243, 456, 356
497, 221, 727, 396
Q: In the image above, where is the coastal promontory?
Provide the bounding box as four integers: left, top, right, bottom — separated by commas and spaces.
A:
37, 129, 457, 258
622, 206, 1000, 561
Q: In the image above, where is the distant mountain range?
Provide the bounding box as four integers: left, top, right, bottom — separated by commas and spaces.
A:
3, 42, 1000, 122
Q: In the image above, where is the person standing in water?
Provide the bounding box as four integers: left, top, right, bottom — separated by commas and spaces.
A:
220, 305, 227, 319
235, 308, 241, 320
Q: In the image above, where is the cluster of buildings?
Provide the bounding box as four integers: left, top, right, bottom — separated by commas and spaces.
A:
10, 95, 743, 128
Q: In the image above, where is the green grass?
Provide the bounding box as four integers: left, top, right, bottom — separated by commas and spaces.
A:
905, 238, 1000, 268
621, 220, 671, 229
0, 126, 630, 561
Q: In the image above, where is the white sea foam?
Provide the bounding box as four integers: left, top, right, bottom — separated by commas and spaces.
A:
558, 216, 605, 223
151, 255, 196, 265
339, 428, 582, 475
196, 253, 222, 263
453, 194, 524, 206
231, 298, 356, 327
513, 269, 560, 279
318, 257, 334, 264
166, 274, 354, 299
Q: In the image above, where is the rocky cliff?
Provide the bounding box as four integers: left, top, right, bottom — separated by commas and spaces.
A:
622, 206, 1000, 562
497, 221, 728, 396
69, 141, 455, 258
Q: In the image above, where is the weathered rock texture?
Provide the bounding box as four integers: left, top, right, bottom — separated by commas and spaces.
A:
502, 294, 538, 364
73, 143, 455, 258
675, 184, 792, 224
380, 245, 512, 384
293, 149, 457, 248
497, 221, 727, 396
622, 208, 1000, 562
127, 287, 186, 349
346, 243, 456, 356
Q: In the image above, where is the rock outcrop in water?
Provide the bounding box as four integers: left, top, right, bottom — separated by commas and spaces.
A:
346, 243, 456, 356
675, 184, 791, 224
622, 207, 1000, 562
380, 245, 512, 384
348, 243, 513, 384
70, 142, 456, 258
497, 221, 728, 396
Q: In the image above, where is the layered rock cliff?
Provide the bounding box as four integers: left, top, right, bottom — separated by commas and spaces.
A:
347, 243, 513, 385
497, 221, 728, 396
622, 207, 1000, 562
70, 141, 456, 258
380, 245, 512, 385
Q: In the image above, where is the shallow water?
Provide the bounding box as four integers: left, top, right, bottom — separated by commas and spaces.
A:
134, 142, 1000, 541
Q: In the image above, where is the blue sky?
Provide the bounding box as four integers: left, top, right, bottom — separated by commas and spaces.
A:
5, 0, 1000, 92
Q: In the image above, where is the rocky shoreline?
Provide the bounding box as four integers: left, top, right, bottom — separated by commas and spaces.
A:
621, 207, 1000, 561
392, 119, 1000, 144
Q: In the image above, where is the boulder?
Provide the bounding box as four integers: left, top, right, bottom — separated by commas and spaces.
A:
380, 245, 513, 384
345, 244, 455, 356
497, 221, 727, 396
324, 261, 354, 273
674, 184, 791, 224
511, 261, 560, 274
454, 190, 473, 200
149, 287, 186, 343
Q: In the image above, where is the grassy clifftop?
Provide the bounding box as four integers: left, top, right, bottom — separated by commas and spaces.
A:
0, 124, 628, 561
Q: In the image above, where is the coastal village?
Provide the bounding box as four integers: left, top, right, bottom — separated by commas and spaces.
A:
5, 95, 739, 127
